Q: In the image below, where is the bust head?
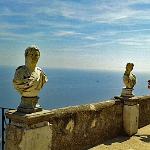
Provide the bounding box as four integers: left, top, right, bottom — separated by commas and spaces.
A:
25, 46, 40, 66
126, 63, 134, 72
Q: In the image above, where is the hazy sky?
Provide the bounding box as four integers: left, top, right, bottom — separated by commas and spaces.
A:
1, 0, 150, 72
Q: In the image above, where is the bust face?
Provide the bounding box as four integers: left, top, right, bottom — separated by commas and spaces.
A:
126, 63, 134, 72
26, 50, 40, 65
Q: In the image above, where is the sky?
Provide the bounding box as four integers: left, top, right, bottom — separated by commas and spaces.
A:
1, 0, 150, 72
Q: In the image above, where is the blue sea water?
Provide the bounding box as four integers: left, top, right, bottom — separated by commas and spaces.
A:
1, 66, 150, 147
1, 66, 150, 109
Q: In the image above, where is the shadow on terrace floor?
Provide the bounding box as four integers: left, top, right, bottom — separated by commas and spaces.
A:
90, 124, 150, 150
102, 136, 130, 146
134, 134, 150, 143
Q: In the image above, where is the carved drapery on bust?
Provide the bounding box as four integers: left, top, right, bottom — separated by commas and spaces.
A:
13, 65, 48, 97
13, 46, 48, 113
121, 63, 136, 98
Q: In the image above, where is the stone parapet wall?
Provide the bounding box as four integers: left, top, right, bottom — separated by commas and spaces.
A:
6, 100, 123, 150
47, 95, 150, 149
5, 95, 150, 150
48, 100, 123, 150
137, 96, 150, 128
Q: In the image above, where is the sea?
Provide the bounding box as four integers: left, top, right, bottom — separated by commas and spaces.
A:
1, 66, 150, 148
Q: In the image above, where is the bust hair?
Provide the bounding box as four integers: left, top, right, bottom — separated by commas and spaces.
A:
25, 46, 40, 57
126, 63, 134, 68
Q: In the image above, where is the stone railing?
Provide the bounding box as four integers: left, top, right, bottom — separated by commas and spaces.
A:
48, 100, 123, 150
137, 96, 150, 127
5, 95, 150, 150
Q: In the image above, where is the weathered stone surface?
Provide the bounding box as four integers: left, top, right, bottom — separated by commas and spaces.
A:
6, 100, 123, 150
5, 125, 23, 150
17, 96, 43, 113
123, 104, 139, 136
121, 88, 134, 98
137, 96, 150, 128
5, 122, 52, 150
6, 96, 150, 150
48, 100, 123, 150
5, 110, 53, 126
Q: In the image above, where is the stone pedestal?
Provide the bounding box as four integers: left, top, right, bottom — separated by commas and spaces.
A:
121, 88, 134, 98
5, 110, 53, 150
17, 96, 42, 114
123, 97, 139, 136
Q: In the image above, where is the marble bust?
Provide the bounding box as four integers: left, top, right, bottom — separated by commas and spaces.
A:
121, 63, 136, 97
13, 46, 48, 113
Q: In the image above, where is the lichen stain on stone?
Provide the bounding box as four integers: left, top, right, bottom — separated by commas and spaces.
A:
65, 119, 74, 133
91, 118, 97, 128
90, 104, 96, 111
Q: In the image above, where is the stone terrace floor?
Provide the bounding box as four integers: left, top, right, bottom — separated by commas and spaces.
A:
89, 124, 150, 150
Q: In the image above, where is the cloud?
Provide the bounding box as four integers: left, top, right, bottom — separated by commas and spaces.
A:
8, 0, 132, 24
36, 20, 75, 29
53, 30, 82, 37
50, 0, 150, 24
0, 23, 28, 30
49, 1, 135, 23
117, 36, 150, 46
83, 36, 97, 40
0, 0, 149, 30
1, 0, 150, 24
0, 31, 46, 41
1, 1, 150, 53
0, 7, 29, 17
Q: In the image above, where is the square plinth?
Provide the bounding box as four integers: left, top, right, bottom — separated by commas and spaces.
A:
5, 109, 54, 126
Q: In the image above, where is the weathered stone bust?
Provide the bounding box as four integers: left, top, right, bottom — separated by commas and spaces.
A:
123, 63, 136, 89
121, 63, 136, 97
13, 46, 48, 113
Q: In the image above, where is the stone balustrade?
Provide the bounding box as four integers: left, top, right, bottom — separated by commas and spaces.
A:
5, 95, 150, 150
